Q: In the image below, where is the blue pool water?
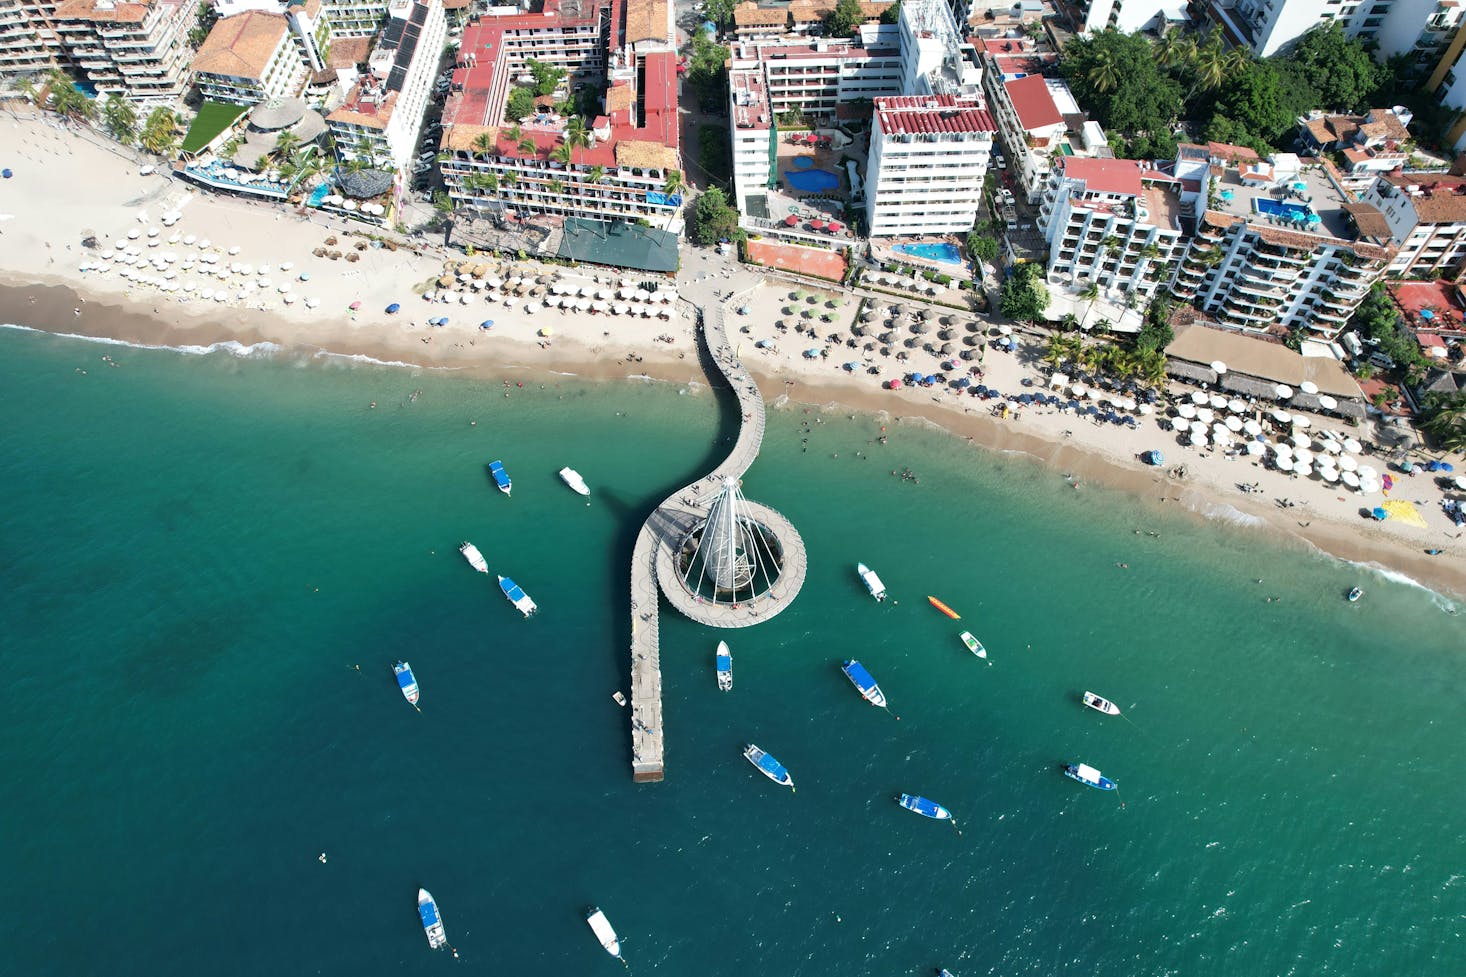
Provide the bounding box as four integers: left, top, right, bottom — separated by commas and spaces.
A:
895, 241, 964, 265
1255, 197, 1314, 222
792, 156, 815, 170
785, 168, 839, 192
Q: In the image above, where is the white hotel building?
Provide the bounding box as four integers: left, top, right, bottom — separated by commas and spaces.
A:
864, 94, 994, 236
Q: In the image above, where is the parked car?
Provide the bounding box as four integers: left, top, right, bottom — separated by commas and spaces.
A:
1366, 351, 1396, 370
417, 150, 437, 163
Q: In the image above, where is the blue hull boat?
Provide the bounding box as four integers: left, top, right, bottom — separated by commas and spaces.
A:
487, 459, 511, 496
716, 641, 731, 692
394, 661, 419, 707
417, 888, 447, 949
898, 793, 953, 820
841, 659, 889, 710
744, 743, 794, 790
1063, 762, 1116, 790
498, 575, 538, 617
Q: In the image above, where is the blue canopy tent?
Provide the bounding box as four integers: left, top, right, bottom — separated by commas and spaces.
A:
480, 320, 494, 329
385, 303, 401, 313
1143, 450, 1164, 466
1371, 507, 1389, 521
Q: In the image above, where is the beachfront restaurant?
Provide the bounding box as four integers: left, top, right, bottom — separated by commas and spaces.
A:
305, 168, 396, 227
1164, 323, 1368, 419
178, 98, 326, 201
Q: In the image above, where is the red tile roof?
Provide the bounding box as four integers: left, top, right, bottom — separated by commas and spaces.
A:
1059, 156, 1142, 197
1004, 74, 1061, 131
874, 95, 995, 136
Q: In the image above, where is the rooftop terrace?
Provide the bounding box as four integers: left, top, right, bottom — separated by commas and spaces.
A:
1207, 157, 1355, 242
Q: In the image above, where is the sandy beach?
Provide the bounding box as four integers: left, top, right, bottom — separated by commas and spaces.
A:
3, 109, 1464, 601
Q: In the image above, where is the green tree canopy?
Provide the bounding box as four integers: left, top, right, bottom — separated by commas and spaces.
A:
823, 0, 865, 38
1060, 30, 1183, 140
686, 32, 730, 107
965, 233, 999, 265
880, 0, 901, 24
1284, 23, 1382, 113
1210, 59, 1304, 148
702, 0, 736, 28
524, 58, 566, 97
505, 86, 536, 122
688, 187, 740, 246
999, 263, 1049, 323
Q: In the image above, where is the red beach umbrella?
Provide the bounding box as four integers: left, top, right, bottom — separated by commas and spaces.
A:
887, 378, 902, 389
828, 222, 842, 233
784, 214, 799, 226
349, 300, 362, 310
809, 220, 826, 231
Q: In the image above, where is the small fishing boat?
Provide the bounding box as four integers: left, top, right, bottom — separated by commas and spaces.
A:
1425, 548, 1444, 556
612, 691, 627, 707
487, 459, 512, 496
585, 906, 623, 961
459, 541, 488, 573
498, 575, 538, 617
958, 631, 987, 660
394, 661, 419, 707
856, 562, 887, 601
841, 659, 887, 709
716, 641, 732, 692
1082, 691, 1120, 716
744, 743, 794, 789
1347, 586, 1364, 602
559, 466, 591, 497
937, 970, 957, 977
417, 888, 447, 950
898, 793, 953, 821
928, 595, 961, 619
1063, 762, 1116, 791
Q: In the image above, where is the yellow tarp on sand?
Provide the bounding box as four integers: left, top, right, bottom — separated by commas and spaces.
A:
1382, 500, 1428, 528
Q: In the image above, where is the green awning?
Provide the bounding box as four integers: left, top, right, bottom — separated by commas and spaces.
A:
180, 101, 249, 156
556, 218, 679, 273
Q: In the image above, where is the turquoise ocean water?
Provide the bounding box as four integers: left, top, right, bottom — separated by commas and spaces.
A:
0, 325, 1463, 976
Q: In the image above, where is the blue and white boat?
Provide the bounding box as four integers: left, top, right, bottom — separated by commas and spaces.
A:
716, 641, 732, 692
841, 659, 889, 710
394, 661, 420, 707
856, 562, 887, 601
898, 793, 953, 821
417, 888, 447, 950
744, 743, 794, 790
487, 459, 512, 496
497, 575, 537, 617
1063, 762, 1116, 791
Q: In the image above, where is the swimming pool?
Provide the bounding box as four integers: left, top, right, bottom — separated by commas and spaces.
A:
1255, 198, 1314, 222
895, 242, 964, 265
792, 156, 815, 170
785, 168, 839, 192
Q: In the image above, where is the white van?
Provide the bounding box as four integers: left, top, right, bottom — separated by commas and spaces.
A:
1340, 332, 1364, 359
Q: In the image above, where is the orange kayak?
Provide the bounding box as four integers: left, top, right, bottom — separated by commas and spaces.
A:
927, 596, 961, 619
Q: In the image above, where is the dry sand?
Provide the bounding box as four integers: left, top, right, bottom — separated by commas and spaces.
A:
3, 111, 1464, 600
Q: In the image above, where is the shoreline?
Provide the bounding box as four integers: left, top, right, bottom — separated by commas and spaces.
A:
5, 275, 1464, 604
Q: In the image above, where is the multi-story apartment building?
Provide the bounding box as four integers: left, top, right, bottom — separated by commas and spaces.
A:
1038, 156, 1186, 310
1169, 148, 1394, 340
727, 26, 904, 213
733, 1, 789, 38
1359, 172, 1466, 277
1296, 107, 1412, 193
985, 67, 1105, 203
1207, 0, 1463, 63
192, 9, 311, 104
864, 94, 994, 236
437, 0, 684, 229
1078, 0, 1187, 34
0, 0, 67, 79
52, 0, 199, 101
325, 0, 443, 169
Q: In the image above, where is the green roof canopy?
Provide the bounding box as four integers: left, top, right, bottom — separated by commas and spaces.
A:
556, 218, 679, 273
180, 101, 249, 156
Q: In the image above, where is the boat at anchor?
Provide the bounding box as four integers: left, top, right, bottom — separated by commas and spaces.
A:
841, 659, 888, 709
958, 631, 987, 660
487, 459, 512, 496
1082, 691, 1120, 716
417, 889, 447, 950
898, 793, 953, 821
394, 661, 419, 707
559, 467, 590, 497
1063, 762, 1116, 791
744, 743, 794, 789
716, 641, 732, 691
856, 562, 887, 601
498, 575, 538, 617
585, 906, 624, 962
459, 541, 488, 573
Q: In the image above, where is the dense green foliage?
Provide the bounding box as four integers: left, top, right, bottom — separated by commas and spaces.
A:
1060, 31, 1183, 147
698, 123, 731, 187
685, 32, 730, 109
965, 232, 999, 265
999, 263, 1049, 323
880, 1, 901, 25
823, 0, 865, 38
1349, 284, 1427, 377
702, 0, 737, 29
524, 59, 566, 97
688, 187, 741, 246
505, 87, 536, 123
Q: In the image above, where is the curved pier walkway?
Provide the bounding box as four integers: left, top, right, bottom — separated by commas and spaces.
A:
628, 300, 807, 782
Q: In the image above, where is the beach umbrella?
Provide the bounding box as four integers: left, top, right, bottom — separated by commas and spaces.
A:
1300, 380, 1319, 395
1343, 438, 1362, 454
1177, 403, 1197, 419
1225, 416, 1243, 432
1320, 467, 1339, 483
1243, 419, 1262, 436
1341, 470, 1360, 488
1172, 418, 1191, 433
997, 325, 1012, 335
1245, 440, 1265, 456
1292, 416, 1311, 430
1275, 457, 1293, 472
1293, 448, 1314, 467
1317, 395, 1338, 411
385, 303, 400, 313
1190, 391, 1208, 405
1195, 407, 1215, 424
1272, 441, 1293, 456
1319, 439, 1342, 455
1209, 395, 1227, 410
1227, 398, 1247, 413
460, 293, 472, 305
1338, 454, 1358, 472
1271, 409, 1293, 425
1189, 431, 1208, 447
1212, 422, 1230, 439
1358, 465, 1380, 482
1289, 433, 1309, 448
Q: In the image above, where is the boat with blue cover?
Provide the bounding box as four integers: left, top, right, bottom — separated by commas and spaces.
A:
1063, 762, 1116, 791
487, 459, 511, 496
856, 562, 887, 601
417, 888, 447, 949
744, 743, 794, 790
716, 641, 732, 691
898, 793, 953, 821
498, 575, 538, 617
841, 659, 888, 709
394, 661, 419, 707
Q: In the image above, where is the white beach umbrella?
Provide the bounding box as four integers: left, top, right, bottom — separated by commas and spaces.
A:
1071, 384, 1087, 399
201, 288, 214, 300
1359, 478, 1382, 494
459, 273, 473, 283
1212, 422, 1230, 438
259, 278, 272, 290
1338, 454, 1358, 472
1299, 380, 1319, 395
283, 293, 297, 304
1243, 419, 1263, 437
1293, 416, 1311, 430
1050, 373, 1069, 389
277, 283, 292, 294
1357, 465, 1380, 482
483, 292, 497, 303
1293, 448, 1315, 467
1195, 407, 1215, 424
279, 262, 292, 271
1176, 402, 1196, 419
1272, 441, 1293, 457
1317, 394, 1338, 411
214, 291, 228, 302
1190, 391, 1208, 405
1290, 433, 1310, 448
1189, 431, 1208, 447
1319, 439, 1342, 455
1341, 470, 1360, 488
199, 239, 211, 249
1320, 467, 1340, 483
1209, 394, 1228, 410
460, 293, 472, 305
183, 234, 196, 246
228, 245, 241, 255
147, 227, 159, 238
1173, 418, 1192, 434
1275, 457, 1294, 473
658, 307, 672, 319
1271, 409, 1293, 425
305, 297, 319, 309
613, 302, 629, 315
1245, 440, 1265, 456
1343, 438, 1362, 454
168, 232, 181, 244
1225, 416, 1243, 432
126, 229, 141, 240
182, 282, 196, 292
1227, 398, 1247, 413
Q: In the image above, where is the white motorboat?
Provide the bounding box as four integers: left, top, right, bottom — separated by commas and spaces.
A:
459, 541, 488, 573
585, 906, 624, 962
1082, 691, 1121, 716
559, 466, 591, 498
856, 562, 887, 601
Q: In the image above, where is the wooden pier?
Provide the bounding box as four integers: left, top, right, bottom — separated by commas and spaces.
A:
628, 300, 807, 782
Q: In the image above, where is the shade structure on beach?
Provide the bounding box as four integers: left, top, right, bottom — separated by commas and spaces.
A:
1316, 395, 1338, 411
1071, 384, 1087, 398
1337, 453, 1358, 472
1357, 465, 1380, 482
1289, 433, 1310, 448
1275, 457, 1293, 472
1272, 440, 1292, 456
1225, 416, 1243, 432
1208, 395, 1227, 410
1318, 439, 1342, 455
1271, 409, 1293, 424
1172, 418, 1192, 433
1195, 407, 1215, 424
385, 303, 400, 313
1292, 415, 1310, 429
460, 293, 472, 305
1343, 438, 1362, 454
1227, 398, 1247, 413
1190, 391, 1208, 405
1211, 360, 1228, 375
1293, 448, 1314, 467
1243, 419, 1263, 436
1299, 380, 1319, 395
1188, 431, 1208, 447
1176, 403, 1197, 419
1245, 440, 1265, 456
480, 320, 494, 329
1319, 467, 1339, 483
1341, 470, 1360, 487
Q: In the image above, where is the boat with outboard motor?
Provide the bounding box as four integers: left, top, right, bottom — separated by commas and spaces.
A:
585, 906, 624, 962
958, 631, 987, 660
856, 562, 886, 601
898, 793, 953, 821
417, 889, 447, 950
487, 459, 512, 496
459, 541, 488, 573
1063, 762, 1116, 791
1347, 586, 1364, 602
744, 743, 794, 789
394, 661, 419, 707
716, 641, 732, 691
559, 467, 590, 498
498, 575, 538, 617
1082, 691, 1120, 716
841, 659, 888, 709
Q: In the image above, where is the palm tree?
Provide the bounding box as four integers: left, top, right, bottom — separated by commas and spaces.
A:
1425, 405, 1466, 452
1077, 280, 1101, 328
273, 130, 301, 164
547, 178, 564, 195
1192, 36, 1229, 93
101, 95, 137, 144
502, 171, 518, 189
1154, 33, 1194, 71
662, 169, 683, 196
504, 123, 523, 145
550, 142, 574, 166
139, 107, 180, 157
1086, 50, 1121, 94
472, 131, 497, 161
587, 164, 605, 185
480, 172, 499, 195
517, 136, 538, 157
1222, 45, 1250, 79
1044, 334, 1067, 370
564, 114, 589, 150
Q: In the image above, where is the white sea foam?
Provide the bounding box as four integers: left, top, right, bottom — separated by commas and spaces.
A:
309, 349, 448, 371
1, 323, 283, 358
1195, 501, 1267, 528
1343, 559, 1460, 612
